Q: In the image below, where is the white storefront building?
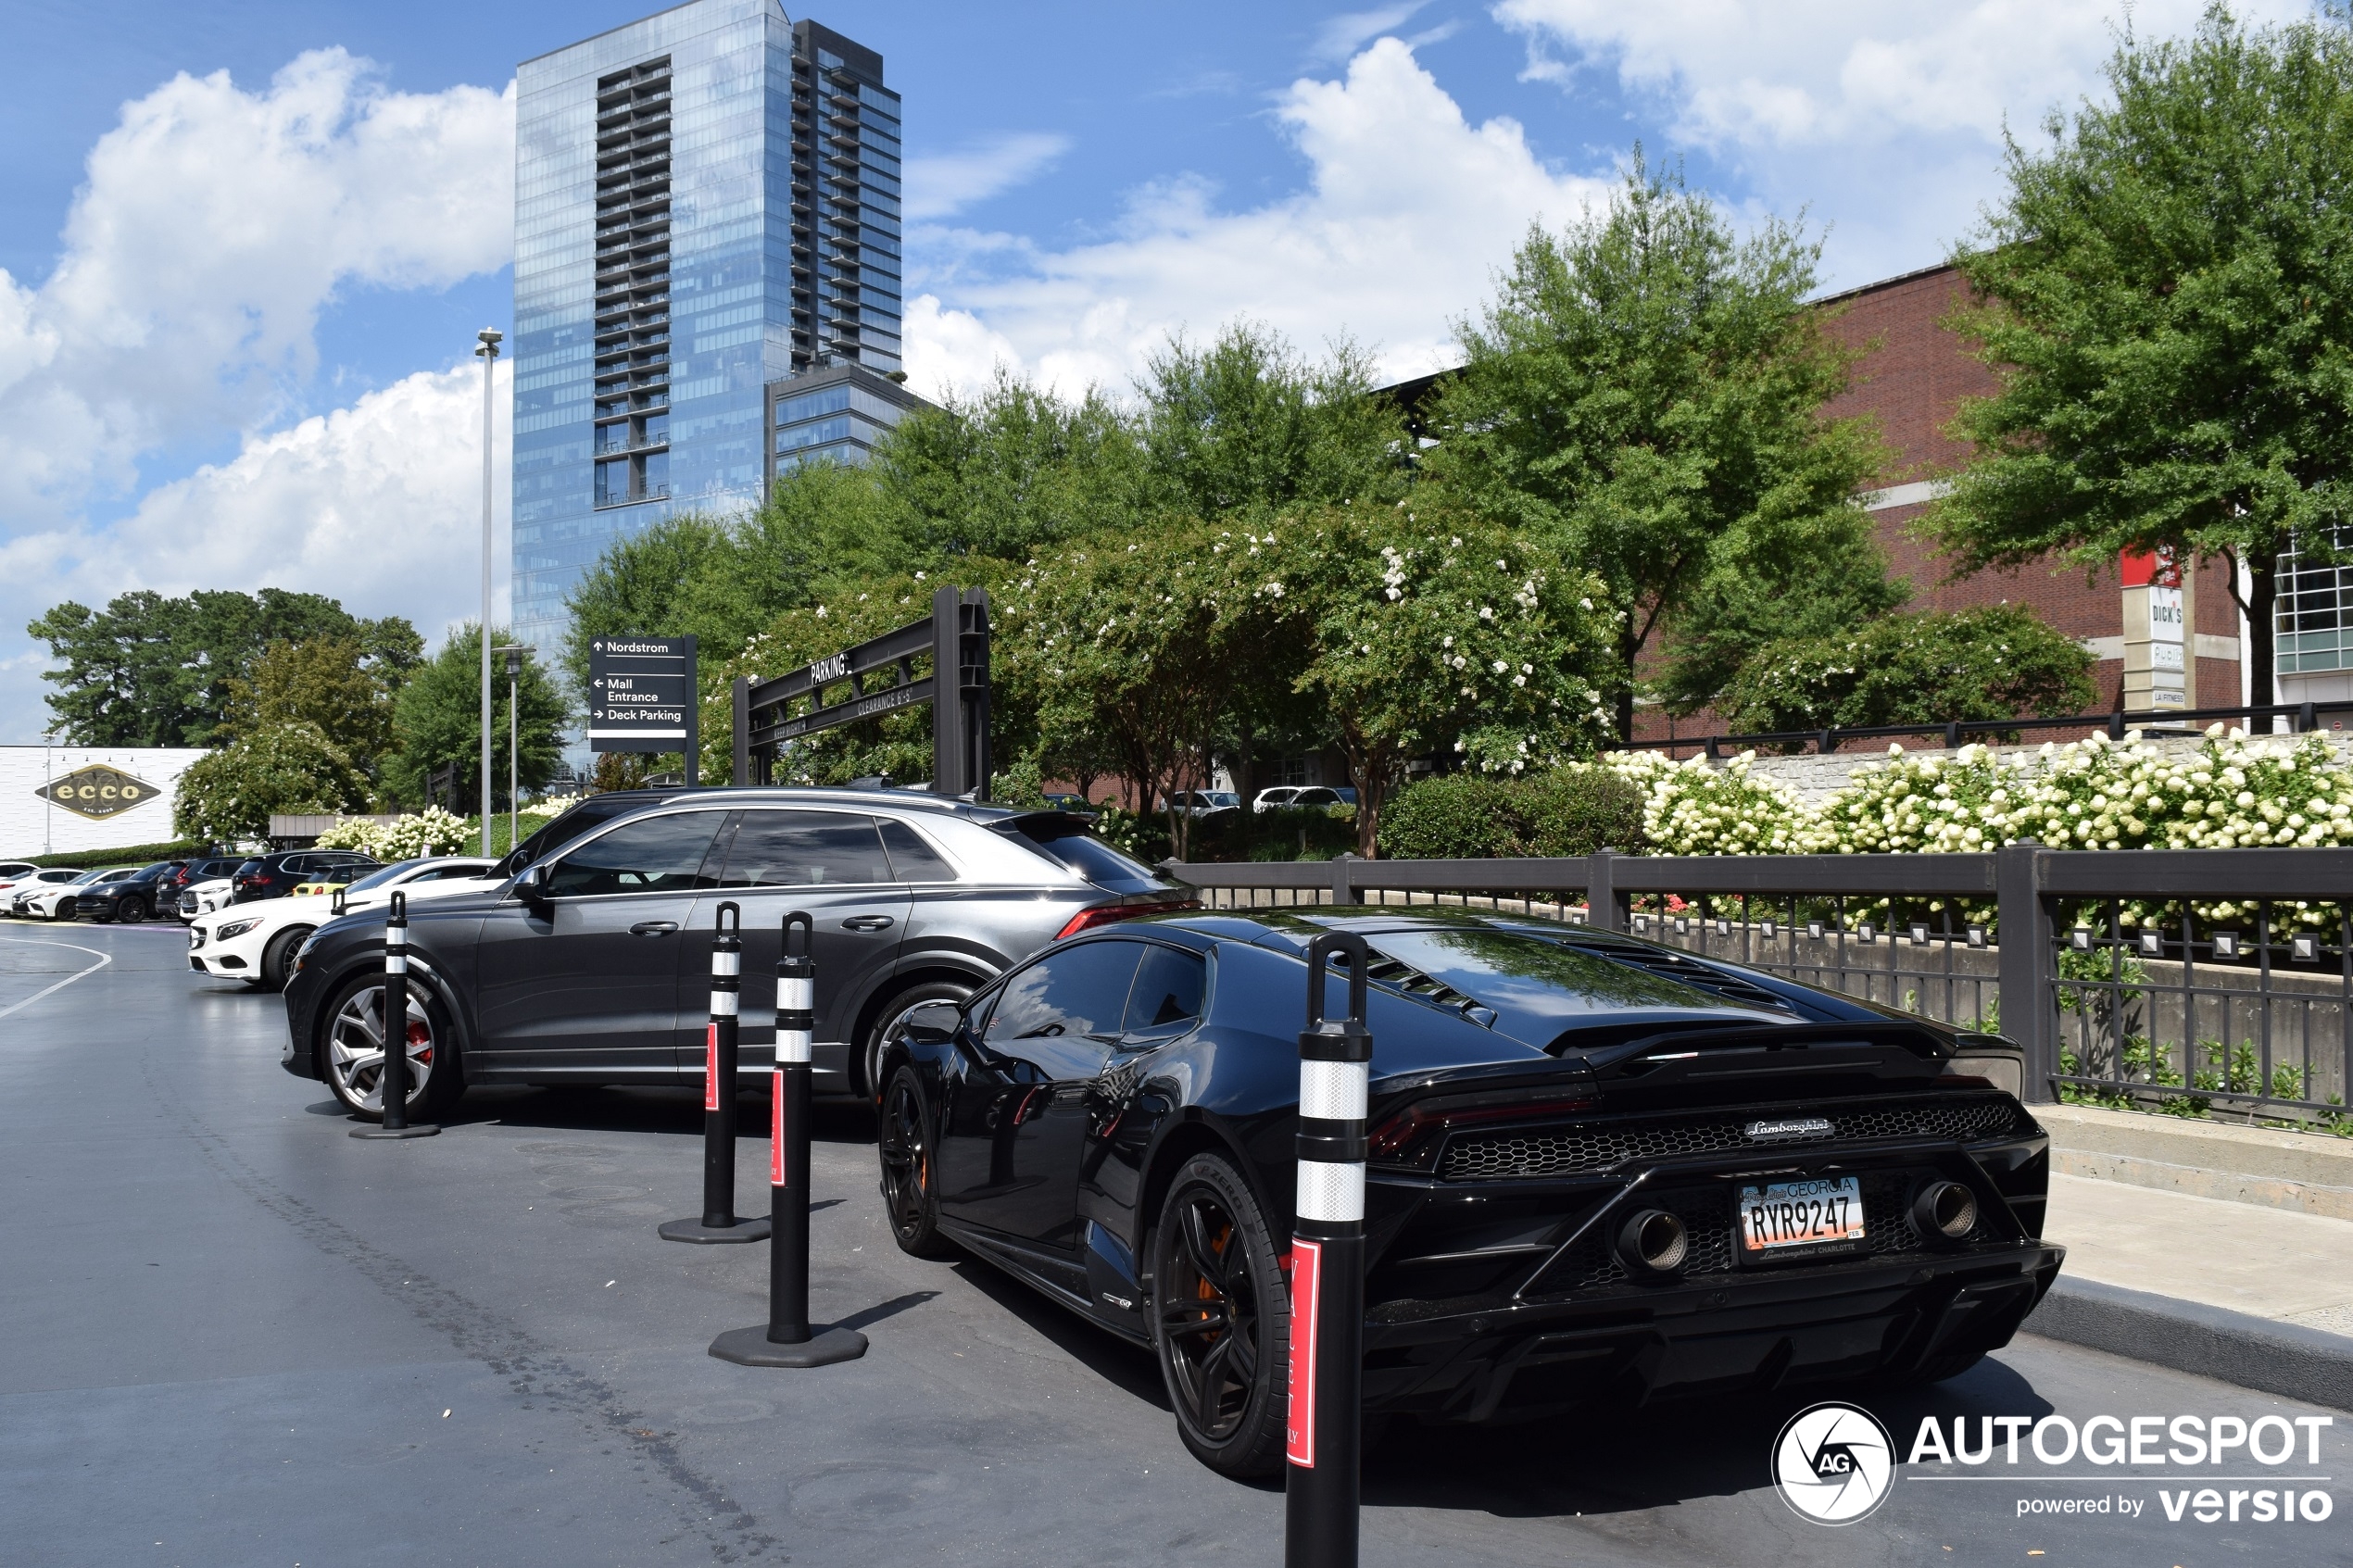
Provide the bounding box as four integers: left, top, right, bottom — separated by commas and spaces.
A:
0, 745, 208, 859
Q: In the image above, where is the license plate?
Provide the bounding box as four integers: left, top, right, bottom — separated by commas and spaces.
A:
1736, 1176, 1867, 1262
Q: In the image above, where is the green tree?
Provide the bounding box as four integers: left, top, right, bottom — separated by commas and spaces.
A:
30, 587, 419, 746
387, 625, 570, 809
1654, 510, 1910, 716
996, 525, 1252, 858
1928, 7, 2353, 709
172, 722, 371, 845
1715, 604, 2097, 737
219, 636, 401, 775
1138, 321, 1406, 519
1247, 505, 1615, 855
1424, 155, 1884, 740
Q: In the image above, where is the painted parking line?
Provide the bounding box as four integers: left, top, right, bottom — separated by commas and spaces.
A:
0, 937, 115, 1021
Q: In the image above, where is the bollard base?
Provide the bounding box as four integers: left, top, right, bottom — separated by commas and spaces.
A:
708, 1323, 868, 1368
350, 1123, 440, 1139
659, 1216, 773, 1245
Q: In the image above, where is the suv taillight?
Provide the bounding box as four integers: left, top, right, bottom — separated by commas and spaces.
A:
1053, 899, 1198, 941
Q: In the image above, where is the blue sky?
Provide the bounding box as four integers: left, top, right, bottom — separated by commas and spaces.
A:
0, 0, 2311, 742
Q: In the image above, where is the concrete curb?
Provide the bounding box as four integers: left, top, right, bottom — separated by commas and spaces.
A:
2023, 1275, 2353, 1412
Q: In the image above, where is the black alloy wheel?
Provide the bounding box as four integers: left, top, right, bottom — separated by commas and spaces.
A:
877, 1067, 953, 1258
117, 895, 148, 924
1152, 1154, 1290, 1478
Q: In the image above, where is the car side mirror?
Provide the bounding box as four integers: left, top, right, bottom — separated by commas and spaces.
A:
901, 1001, 962, 1045
514, 862, 554, 917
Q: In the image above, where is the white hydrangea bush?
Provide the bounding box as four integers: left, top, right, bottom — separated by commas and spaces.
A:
1608, 750, 1807, 856
312, 807, 472, 860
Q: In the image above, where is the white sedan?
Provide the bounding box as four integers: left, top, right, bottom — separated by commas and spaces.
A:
13, 867, 134, 919
178, 877, 235, 922
187, 856, 498, 991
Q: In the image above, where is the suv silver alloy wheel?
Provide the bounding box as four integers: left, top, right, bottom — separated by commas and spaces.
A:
326, 981, 436, 1116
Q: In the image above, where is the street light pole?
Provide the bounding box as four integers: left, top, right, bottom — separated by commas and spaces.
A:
475, 326, 503, 858
495, 645, 534, 855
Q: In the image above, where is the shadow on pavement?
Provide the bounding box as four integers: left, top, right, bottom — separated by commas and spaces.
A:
1358, 1349, 2057, 1518
949, 1256, 1173, 1412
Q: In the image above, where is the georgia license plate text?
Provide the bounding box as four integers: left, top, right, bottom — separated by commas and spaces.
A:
1737, 1176, 1866, 1258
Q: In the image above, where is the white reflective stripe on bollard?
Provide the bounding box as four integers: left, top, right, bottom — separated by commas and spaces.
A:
1298, 1060, 1366, 1121
1295, 1160, 1365, 1223
710, 990, 739, 1016
384, 953, 408, 974
776, 1033, 813, 1065
780, 976, 812, 1012
713, 949, 740, 977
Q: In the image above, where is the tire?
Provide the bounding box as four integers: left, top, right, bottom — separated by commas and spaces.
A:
860, 978, 973, 1101
259, 927, 312, 993
1151, 1154, 1291, 1479
117, 896, 148, 924
48, 903, 73, 922
876, 1066, 955, 1259
321, 971, 462, 1123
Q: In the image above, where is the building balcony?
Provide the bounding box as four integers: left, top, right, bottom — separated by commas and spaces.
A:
594, 483, 670, 511
593, 434, 669, 458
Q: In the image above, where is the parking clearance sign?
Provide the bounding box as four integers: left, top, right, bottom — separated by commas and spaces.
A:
587, 634, 697, 753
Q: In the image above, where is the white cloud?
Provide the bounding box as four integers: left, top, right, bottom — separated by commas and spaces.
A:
1494, 0, 2306, 146
0, 48, 512, 526
1, 361, 510, 745
905, 38, 1613, 400
1310, 3, 1433, 63
1493, 0, 2312, 284
903, 132, 1073, 221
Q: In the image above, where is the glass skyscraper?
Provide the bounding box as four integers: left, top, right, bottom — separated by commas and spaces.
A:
511, 2, 905, 662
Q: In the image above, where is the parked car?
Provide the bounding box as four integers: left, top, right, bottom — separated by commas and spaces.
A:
1158, 790, 1239, 816
1252, 785, 1348, 812
16, 866, 139, 920
74, 859, 189, 923
0, 861, 35, 883
191, 856, 497, 991
282, 790, 1194, 1122
230, 849, 380, 904
870, 907, 2057, 1478
3, 867, 87, 913
173, 859, 248, 922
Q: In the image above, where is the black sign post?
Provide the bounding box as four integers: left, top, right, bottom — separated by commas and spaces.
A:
587, 633, 698, 784
735, 586, 987, 796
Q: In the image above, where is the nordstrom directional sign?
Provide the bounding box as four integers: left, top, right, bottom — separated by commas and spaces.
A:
586, 634, 698, 754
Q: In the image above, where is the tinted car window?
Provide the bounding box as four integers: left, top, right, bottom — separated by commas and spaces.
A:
987, 941, 1144, 1045
545, 811, 726, 897
717, 810, 891, 886
1012, 817, 1161, 891
876, 818, 957, 883
1123, 945, 1207, 1035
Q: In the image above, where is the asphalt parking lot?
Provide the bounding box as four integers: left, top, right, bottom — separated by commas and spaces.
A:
2, 922, 2346, 1568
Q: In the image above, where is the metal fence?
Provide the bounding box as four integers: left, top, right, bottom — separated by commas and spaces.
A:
1618, 694, 2353, 759
1161, 846, 2353, 1129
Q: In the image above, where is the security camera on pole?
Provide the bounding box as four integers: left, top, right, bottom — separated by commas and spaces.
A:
710, 910, 868, 1367
352, 891, 439, 1140
1286, 930, 1371, 1568
660, 901, 769, 1244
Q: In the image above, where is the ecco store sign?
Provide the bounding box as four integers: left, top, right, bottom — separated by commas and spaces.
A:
37, 764, 159, 821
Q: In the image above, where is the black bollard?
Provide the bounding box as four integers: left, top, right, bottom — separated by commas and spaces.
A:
1285, 930, 1371, 1568
352, 890, 439, 1139
710, 910, 868, 1367
661, 901, 771, 1243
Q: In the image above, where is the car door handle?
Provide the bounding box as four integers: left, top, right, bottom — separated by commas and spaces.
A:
841, 915, 895, 932
628, 921, 679, 936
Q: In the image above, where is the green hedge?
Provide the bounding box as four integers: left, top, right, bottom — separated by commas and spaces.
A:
1377, 768, 1643, 859
13, 839, 212, 870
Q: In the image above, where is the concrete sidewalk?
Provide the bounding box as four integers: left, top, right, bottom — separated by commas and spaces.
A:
2020, 1107, 2353, 1409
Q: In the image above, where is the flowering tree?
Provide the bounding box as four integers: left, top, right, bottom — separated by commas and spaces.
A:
172, 722, 371, 846
996, 526, 1248, 859
1245, 505, 1615, 855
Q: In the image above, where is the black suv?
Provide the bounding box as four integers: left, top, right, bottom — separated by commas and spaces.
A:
283, 788, 1191, 1123
75, 860, 189, 923
231, 849, 380, 903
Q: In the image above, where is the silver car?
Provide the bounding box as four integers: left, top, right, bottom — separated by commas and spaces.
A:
281, 789, 1194, 1119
